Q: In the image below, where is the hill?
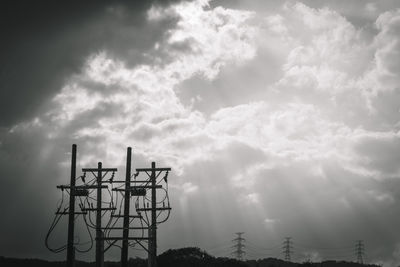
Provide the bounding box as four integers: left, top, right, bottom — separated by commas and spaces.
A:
0, 248, 380, 267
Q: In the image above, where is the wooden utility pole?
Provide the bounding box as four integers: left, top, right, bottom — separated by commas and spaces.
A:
50, 145, 89, 264
136, 162, 171, 267
96, 162, 104, 267
150, 162, 157, 267
50, 146, 172, 267
81, 164, 117, 267
121, 147, 132, 267
66, 144, 77, 267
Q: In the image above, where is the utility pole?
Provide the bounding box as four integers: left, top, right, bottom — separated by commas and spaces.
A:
101, 158, 171, 267
136, 162, 171, 267
282, 237, 293, 262
150, 162, 157, 267
48, 146, 172, 267
81, 164, 117, 267
355, 240, 365, 264
232, 232, 246, 261
66, 144, 77, 267
121, 147, 132, 267
48, 145, 89, 265
96, 162, 104, 267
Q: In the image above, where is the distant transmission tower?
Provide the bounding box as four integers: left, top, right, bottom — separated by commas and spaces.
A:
232, 232, 246, 260
355, 240, 365, 264
282, 237, 293, 262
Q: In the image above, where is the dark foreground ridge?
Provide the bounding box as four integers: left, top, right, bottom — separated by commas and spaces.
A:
0, 247, 380, 267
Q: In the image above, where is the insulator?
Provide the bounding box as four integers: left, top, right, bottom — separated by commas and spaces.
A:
81, 173, 86, 183
163, 171, 168, 183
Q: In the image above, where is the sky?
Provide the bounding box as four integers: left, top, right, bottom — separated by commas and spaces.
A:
1, 0, 400, 266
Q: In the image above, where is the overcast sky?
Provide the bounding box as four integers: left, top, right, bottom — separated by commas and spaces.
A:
1, 0, 400, 266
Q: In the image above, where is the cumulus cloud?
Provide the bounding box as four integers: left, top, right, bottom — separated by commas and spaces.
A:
24, 0, 260, 172
369, 9, 400, 90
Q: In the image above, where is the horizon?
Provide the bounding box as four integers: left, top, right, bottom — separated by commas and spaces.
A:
0, 246, 379, 263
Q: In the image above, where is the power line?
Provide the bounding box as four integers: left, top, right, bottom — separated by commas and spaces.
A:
45, 145, 91, 265
46, 145, 172, 267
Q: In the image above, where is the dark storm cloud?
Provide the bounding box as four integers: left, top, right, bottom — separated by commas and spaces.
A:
0, 0, 183, 127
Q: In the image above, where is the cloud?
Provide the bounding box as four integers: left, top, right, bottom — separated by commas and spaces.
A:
20, 0, 260, 172
243, 193, 260, 204
181, 182, 199, 194
1, 0, 400, 264
353, 130, 400, 178
0, 0, 187, 259
264, 218, 278, 225
0, 1, 183, 127
0, 0, 260, 258
370, 8, 400, 90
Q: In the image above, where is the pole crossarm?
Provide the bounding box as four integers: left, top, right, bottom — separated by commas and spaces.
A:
82, 168, 118, 172
98, 237, 150, 241
57, 185, 108, 189
104, 180, 150, 184
100, 227, 148, 230
112, 185, 162, 191
111, 215, 142, 218
81, 207, 116, 211
136, 167, 171, 172
136, 207, 171, 212
56, 211, 88, 215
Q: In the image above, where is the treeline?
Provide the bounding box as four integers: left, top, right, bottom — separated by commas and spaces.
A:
0, 247, 380, 267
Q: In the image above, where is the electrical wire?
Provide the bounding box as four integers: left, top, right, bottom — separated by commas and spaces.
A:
45, 211, 67, 253
48, 167, 172, 256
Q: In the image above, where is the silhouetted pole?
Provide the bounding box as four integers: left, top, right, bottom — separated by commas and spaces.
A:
135, 162, 170, 267
356, 240, 364, 264
283, 237, 293, 262
96, 162, 104, 267
67, 144, 77, 267
149, 161, 157, 267
232, 232, 245, 260
121, 148, 132, 267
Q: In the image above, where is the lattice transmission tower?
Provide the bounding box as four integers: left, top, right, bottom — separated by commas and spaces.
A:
232, 232, 246, 260
282, 237, 293, 262
355, 240, 365, 264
